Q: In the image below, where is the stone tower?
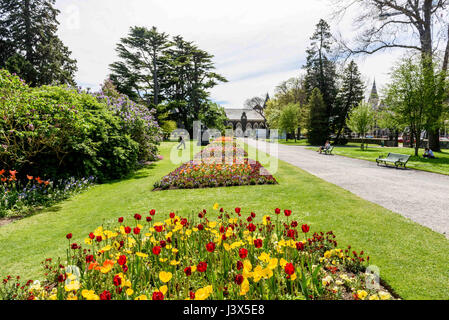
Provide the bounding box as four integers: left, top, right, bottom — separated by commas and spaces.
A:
368, 79, 379, 109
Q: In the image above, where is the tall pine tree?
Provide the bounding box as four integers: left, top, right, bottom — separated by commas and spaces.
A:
0, 0, 77, 86
334, 60, 365, 143
303, 19, 338, 137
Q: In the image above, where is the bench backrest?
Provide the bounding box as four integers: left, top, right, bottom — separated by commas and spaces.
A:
387, 153, 411, 162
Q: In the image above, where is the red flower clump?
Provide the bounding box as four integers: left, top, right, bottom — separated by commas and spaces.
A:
239, 248, 248, 259
184, 267, 192, 276
254, 239, 263, 248
152, 291, 164, 300
234, 274, 244, 285
152, 246, 161, 255
206, 242, 215, 253
118, 255, 127, 266
284, 263, 295, 275
134, 213, 142, 220
197, 261, 207, 273
100, 290, 111, 300
113, 275, 121, 287
301, 224, 310, 233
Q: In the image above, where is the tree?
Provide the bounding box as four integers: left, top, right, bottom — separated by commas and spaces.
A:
198, 102, 228, 133
275, 77, 308, 106
109, 30, 227, 134
346, 101, 375, 150
385, 56, 448, 156
110, 26, 170, 106
303, 19, 338, 136
244, 95, 268, 128
334, 60, 365, 143
279, 103, 300, 142
265, 99, 283, 129
332, 0, 449, 151
378, 108, 405, 146
0, 0, 77, 86
307, 88, 329, 145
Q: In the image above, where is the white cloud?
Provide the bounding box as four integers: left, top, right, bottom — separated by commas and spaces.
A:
55, 0, 402, 107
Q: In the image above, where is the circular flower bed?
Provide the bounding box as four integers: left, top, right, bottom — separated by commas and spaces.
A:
1, 206, 395, 300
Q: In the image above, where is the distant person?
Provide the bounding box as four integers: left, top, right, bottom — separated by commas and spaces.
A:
318, 140, 331, 153
423, 148, 435, 159
177, 136, 186, 150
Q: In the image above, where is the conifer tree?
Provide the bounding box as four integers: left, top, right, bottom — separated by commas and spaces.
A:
334, 60, 365, 143
0, 0, 77, 86
303, 19, 338, 136
307, 88, 329, 145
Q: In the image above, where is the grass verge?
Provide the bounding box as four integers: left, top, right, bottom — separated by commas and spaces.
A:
0, 141, 448, 299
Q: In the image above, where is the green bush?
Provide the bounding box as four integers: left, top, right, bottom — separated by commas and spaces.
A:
0, 69, 160, 182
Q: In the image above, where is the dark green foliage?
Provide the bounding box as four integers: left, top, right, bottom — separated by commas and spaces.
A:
0, 70, 160, 182
303, 19, 338, 134
198, 102, 228, 133
307, 88, 328, 145
109, 28, 227, 133
0, 0, 77, 86
334, 61, 365, 143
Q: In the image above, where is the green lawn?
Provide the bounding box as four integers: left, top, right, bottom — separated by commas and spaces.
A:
0, 141, 448, 299
317, 145, 449, 176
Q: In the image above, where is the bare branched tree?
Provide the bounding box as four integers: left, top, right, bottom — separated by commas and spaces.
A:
330, 0, 449, 150
244, 95, 268, 126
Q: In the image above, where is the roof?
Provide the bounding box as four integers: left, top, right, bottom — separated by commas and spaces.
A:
224, 108, 265, 121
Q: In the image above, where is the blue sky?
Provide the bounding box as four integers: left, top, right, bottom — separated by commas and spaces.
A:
55, 0, 405, 108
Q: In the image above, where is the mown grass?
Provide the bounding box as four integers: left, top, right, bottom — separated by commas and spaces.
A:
316, 145, 449, 176
0, 141, 448, 299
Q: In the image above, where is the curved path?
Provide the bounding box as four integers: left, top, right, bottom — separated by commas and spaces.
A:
244, 138, 449, 238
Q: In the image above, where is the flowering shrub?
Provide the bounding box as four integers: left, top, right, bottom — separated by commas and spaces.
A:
94, 79, 162, 162
0, 169, 95, 218
0, 206, 394, 300
0, 69, 161, 181
154, 140, 277, 190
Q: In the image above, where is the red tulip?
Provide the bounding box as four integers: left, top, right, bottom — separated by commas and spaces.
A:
301, 224, 310, 233
152, 246, 161, 255
284, 263, 295, 275
239, 248, 248, 259
206, 242, 215, 253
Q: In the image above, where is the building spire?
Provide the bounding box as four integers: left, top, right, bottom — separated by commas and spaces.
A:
369, 78, 379, 107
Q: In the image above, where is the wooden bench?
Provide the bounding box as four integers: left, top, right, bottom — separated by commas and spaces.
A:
376, 153, 411, 169
320, 146, 334, 155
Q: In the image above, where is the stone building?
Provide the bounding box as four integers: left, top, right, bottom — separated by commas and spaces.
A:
224, 107, 266, 136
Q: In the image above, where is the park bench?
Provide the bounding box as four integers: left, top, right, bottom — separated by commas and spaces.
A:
376, 153, 411, 169
320, 146, 334, 155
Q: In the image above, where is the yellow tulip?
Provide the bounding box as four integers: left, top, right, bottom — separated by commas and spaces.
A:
159, 271, 173, 283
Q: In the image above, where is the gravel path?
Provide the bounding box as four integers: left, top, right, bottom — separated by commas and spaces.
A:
244, 138, 449, 238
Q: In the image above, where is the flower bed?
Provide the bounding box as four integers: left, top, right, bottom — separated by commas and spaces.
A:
0, 206, 395, 300
154, 141, 276, 190
0, 169, 95, 218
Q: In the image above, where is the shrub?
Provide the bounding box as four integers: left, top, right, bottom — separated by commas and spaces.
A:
0, 70, 161, 182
